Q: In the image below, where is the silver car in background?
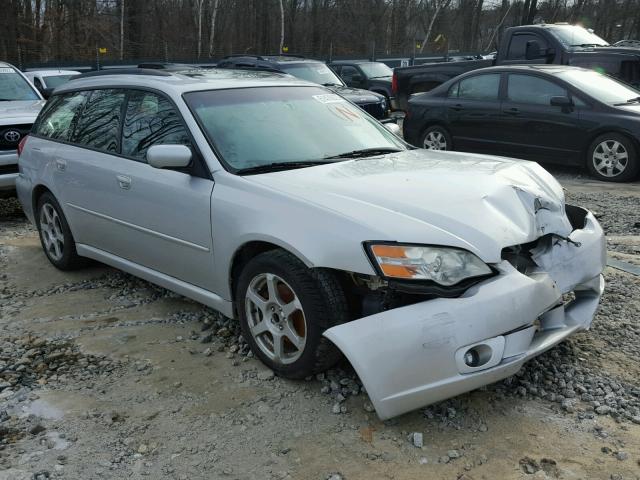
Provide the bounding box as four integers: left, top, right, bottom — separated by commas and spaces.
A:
16, 68, 606, 419
0, 61, 44, 196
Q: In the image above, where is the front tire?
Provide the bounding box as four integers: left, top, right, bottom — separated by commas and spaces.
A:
236, 250, 349, 379
586, 133, 639, 182
420, 125, 451, 151
36, 192, 86, 270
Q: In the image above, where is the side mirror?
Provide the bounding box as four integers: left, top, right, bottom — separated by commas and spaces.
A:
41, 87, 54, 99
525, 40, 542, 60
351, 74, 363, 83
383, 121, 401, 136
550, 96, 573, 107
147, 144, 192, 169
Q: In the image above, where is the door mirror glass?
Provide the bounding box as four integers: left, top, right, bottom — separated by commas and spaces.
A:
41, 87, 54, 99
550, 96, 573, 107
147, 144, 192, 169
351, 74, 363, 83
525, 40, 542, 60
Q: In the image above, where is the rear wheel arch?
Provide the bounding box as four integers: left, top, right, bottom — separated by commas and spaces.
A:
32, 184, 53, 213
419, 123, 453, 150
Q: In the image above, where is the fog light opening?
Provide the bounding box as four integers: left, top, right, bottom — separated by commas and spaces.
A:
464, 348, 481, 367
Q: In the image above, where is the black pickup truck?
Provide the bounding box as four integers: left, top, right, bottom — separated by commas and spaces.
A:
393, 23, 640, 111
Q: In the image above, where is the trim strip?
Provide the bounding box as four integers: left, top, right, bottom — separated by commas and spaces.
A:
67, 202, 210, 252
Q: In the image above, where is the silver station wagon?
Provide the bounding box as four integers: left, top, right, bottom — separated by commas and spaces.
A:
16, 68, 606, 419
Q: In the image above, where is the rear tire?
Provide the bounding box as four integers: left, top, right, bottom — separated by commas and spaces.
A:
236, 250, 348, 379
420, 125, 452, 151
586, 133, 639, 182
35, 192, 86, 270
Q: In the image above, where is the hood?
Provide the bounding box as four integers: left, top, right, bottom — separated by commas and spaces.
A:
0, 100, 45, 124
326, 85, 384, 104
248, 150, 573, 263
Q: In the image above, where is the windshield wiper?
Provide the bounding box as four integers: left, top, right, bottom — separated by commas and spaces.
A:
570, 43, 605, 47
235, 160, 336, 175
324, 147, 403, 160
614, 96, 640, 105
321, 82, 342, 87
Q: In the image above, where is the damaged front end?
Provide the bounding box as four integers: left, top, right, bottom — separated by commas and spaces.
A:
324, 205, 606, 420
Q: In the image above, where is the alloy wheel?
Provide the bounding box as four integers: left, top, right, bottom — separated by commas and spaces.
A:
592, 140, 628, 178
245, 273, 307, 365
39, 203, 65, 261
423, 130, 447, 150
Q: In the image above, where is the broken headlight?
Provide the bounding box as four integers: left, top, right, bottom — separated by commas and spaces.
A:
365, 243, 492, 286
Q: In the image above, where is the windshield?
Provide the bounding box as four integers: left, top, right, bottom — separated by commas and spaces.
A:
43, 74, 78, 88
0, 67, 40, 101
279, 63, 344, 86
359, 62, 393, 78
184, 86, 405, 172
556, 69, 640, 104
548, 25, 609, 47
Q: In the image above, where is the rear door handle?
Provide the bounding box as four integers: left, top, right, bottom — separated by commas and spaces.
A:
504, 107, 520, 115
449, 104, 463, 111
55, 159, 66, 171
116, 175, 131, 190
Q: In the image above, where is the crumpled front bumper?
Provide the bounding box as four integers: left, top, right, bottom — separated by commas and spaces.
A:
324, 210, 606, 420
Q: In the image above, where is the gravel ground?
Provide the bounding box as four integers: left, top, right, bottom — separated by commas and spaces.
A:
1, 171, 639, 480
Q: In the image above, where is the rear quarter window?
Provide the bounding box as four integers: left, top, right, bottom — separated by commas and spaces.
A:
34, 91, 89, 141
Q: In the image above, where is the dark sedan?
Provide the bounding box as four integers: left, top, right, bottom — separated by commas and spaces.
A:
403, 65, 640, 182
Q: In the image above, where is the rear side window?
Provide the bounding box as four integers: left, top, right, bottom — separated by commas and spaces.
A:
122, 91, 190, 160
450, 74, 500, 101
507, 74, 567, 105
34, 91, 89, 141
73, 89, 126, 153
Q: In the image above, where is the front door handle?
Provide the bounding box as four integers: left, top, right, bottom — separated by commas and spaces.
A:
449, 104, 463, 111
504, 107, 520, 115
55, 159, 66, 171
116, 175, 131, 190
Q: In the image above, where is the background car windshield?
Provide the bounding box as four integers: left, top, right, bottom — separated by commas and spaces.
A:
44, 74, 78, 88
0, 68, 40, 101
549, 26, 609, 46
556, 70, 639, 104
279, 64, 343, 85
359, 63, 393, 78
185, 86, 404, 171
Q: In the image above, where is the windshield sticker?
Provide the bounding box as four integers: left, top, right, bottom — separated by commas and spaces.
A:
328, 104, 362, 122
0, 68, 16, 74
312, 94, 345, 104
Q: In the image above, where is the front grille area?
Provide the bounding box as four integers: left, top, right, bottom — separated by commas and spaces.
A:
358, 101, 386, 119
0, 164, 19, 175
0, 124, 32, 152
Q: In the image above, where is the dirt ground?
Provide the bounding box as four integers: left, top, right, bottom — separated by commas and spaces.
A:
1, 168, 639, 480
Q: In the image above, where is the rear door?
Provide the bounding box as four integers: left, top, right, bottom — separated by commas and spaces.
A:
59, 88, 216, 290
445, 72, 505, 153
498, 73, 585, 163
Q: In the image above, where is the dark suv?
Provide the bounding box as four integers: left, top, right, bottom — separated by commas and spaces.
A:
329, 60, 393, 103
216, 55, 389, 119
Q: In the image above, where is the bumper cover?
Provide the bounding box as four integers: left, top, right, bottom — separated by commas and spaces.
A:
324, 210, 606, 419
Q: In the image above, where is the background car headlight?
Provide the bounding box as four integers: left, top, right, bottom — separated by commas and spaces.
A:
366, 243, 492, 286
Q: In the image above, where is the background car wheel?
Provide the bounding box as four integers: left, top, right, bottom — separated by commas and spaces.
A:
236, 249, 349, 379
420, 125, 451, 151
36, 192, 86, 270
587, 133, 639, 182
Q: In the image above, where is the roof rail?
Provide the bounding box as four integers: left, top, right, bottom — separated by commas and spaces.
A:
222, 54, 266, 60
73, 68, 173, 80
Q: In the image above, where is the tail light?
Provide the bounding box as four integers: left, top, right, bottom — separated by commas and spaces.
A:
17, 135, 28, 157
391, 72, 397, 95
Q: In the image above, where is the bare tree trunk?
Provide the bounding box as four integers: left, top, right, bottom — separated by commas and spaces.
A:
195, 0, 204, 58
279, 0, 285, 53
208, 0, 220, 57
419, 0, 452, 53
120, 0, 125, 60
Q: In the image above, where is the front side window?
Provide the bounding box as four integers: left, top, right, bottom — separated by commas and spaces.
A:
507, 34, 547, 60
34, 91, 89, 141
507, 74, 567, 105
451, 74, 501, 101
0, 67, 40, 101
122, 91, 190, 160
340, 65, 359, 82
184, 86, 405, 171
73, 89, 125, 153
